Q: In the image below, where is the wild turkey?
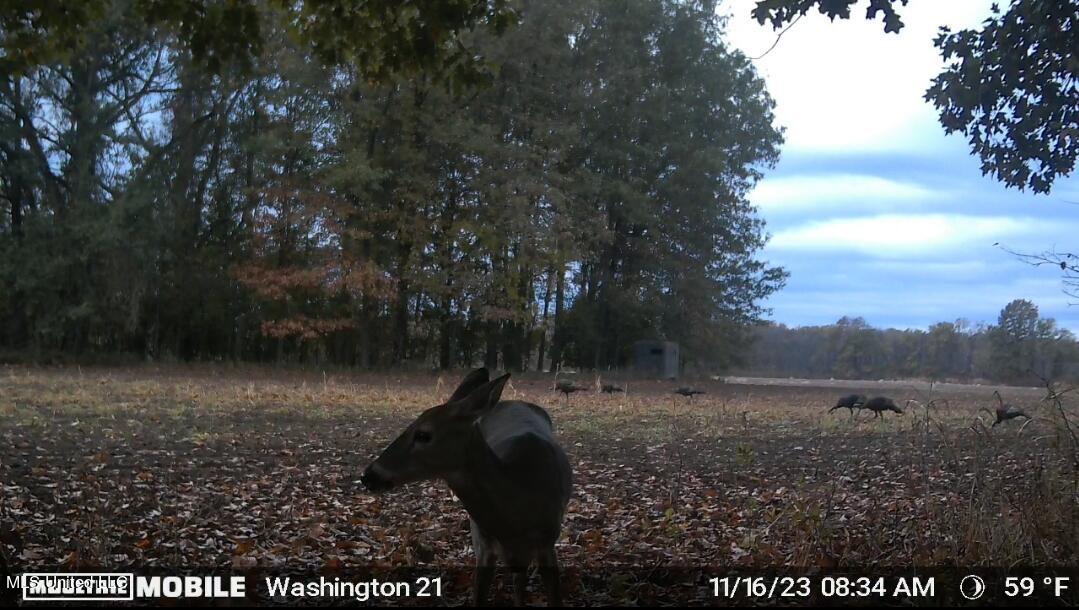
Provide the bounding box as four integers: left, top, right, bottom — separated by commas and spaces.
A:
863, 396, 903, 417
555, 379, 589, 398
828, 393, 867, 415
988, 390, 1030, 427
601, 383, 625, 393
674, 387, 706, 399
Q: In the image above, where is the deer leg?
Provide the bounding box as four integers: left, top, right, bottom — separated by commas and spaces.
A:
473, 561, 496, 606
471, 522, 497, 606
538, 546, 562, 607
511, 567, 529, 607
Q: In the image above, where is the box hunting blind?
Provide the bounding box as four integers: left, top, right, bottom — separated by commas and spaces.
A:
633, 340, 680, 379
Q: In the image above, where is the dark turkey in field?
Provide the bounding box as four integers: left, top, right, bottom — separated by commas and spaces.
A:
989, 390, 1030, 427
863, 396, 903, 417
601, 383, 624, 393
828, 393, 867, 414
674, 387, 705, 398
555, 379, 589, 397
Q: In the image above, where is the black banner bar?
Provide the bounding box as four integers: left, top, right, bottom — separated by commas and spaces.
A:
3, 567, 1079, 606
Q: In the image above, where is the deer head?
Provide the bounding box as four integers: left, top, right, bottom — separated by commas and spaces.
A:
360, 368, 509, 493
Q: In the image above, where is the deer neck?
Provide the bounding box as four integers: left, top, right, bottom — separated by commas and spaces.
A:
444, 424, 517, 538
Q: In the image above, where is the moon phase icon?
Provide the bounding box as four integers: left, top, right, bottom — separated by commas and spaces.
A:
961, 575, 986, 600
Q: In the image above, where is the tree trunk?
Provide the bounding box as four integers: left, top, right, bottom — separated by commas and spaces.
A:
485, 321, 499, 370
549, 264, 566, 373
536, 267, 554, 371
392, 254, 411, 364
439, 296, 453, 370
502, 321, 522, 372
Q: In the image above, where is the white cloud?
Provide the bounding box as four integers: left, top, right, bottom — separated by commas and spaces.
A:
715, 1, 1079, 333
721, 0, 996, 154
768, 214, 1060, 257
750, 173, 941, 213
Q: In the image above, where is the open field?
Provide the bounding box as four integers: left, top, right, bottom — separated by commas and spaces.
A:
2, 366, 1079, 604
724, 376, 1046, 397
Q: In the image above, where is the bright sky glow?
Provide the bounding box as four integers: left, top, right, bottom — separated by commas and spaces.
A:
721, 0, 1079, 332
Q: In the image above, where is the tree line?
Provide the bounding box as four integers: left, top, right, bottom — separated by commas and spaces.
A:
0, 0, 786, 370
739, 300, 1079, 384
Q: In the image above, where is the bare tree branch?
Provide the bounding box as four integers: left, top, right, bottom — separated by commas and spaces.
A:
997, 243, 1079, 303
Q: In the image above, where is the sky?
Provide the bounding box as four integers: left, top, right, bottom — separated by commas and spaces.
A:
720, 0, 1079, 333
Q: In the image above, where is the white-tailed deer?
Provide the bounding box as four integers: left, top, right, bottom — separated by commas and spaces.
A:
360, 368, 572, 606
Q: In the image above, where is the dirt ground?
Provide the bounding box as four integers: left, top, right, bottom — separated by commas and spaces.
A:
2, 365, 1077, 605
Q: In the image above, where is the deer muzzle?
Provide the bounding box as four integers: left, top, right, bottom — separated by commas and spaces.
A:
360, 464, 395, 492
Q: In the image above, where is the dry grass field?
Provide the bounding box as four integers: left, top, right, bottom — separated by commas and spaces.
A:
2, 365, 1077, 604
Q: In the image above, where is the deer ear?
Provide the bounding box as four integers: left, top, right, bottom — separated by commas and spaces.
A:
451, 373, 510, 419
447, 368, 490, 403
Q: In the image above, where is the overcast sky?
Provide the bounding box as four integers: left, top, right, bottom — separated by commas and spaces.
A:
721, 0, 1079, 333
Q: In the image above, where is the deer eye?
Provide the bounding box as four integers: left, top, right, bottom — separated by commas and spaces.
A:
414, 430, 432, 444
